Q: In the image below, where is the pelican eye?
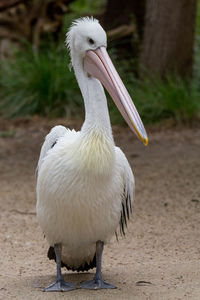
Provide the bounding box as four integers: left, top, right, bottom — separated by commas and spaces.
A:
88, 38, 95, 45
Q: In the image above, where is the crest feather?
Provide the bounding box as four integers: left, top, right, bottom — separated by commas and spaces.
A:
66, 16, 99, 51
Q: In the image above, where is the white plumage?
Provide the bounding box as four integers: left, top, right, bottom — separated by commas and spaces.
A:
36, 17, 147, 291
37, 126, 134, 269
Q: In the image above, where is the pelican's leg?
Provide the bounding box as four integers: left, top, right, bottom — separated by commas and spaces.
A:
81, 240, 116, 289
44, 243, 76, 292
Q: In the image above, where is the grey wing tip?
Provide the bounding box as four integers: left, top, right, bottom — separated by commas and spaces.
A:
118, 188, 133, 238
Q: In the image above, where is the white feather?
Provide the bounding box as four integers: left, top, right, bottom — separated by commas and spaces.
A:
37, 125, 68, 172
37, 130, 134, 268
36, 17, 135, 270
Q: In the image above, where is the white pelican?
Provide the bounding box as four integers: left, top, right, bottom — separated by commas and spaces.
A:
36, 17, 148, 292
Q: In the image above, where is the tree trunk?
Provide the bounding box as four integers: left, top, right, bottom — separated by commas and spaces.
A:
102, 0, 146, 75
140, 0, 197, 78
103, 0, 145, 41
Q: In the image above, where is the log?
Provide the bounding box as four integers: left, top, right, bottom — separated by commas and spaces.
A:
0, 0, 75, 57
107, 24, 136, 41
0, 0, 26, 12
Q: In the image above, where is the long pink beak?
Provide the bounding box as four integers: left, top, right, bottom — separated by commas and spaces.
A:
83, 47, 148, 146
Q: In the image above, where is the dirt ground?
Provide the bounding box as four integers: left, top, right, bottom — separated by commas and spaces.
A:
0, 117, 200, 300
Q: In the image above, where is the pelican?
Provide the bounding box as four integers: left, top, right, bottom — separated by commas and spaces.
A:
36, 17, 148, 292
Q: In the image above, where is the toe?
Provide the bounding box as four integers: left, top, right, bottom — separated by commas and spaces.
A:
44, 280, 76, 292
81, 279, 116, 290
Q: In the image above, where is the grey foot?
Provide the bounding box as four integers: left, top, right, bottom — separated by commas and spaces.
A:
44, 279, 76, 292
81, 279, 116, 290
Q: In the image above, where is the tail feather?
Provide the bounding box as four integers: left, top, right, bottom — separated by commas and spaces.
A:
47, 246, 96, 272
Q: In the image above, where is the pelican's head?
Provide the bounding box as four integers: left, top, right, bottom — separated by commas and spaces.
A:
66, 17, 148, 146
66, 17, 107, 59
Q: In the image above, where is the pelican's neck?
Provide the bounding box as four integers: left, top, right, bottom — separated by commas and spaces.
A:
73, 56, 113, 140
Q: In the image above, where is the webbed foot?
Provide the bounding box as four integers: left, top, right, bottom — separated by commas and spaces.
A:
44, 279, 76, 292
81, 278, 116, 290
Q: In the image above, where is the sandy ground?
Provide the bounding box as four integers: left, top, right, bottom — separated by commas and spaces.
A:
0, 117, 200, 300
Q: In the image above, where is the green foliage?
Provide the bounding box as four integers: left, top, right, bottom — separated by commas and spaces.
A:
0, 44, 82, 117
107, 53, 200, 125
68, 0, 106, 15
107, 73, 200, 125
1, 0, 200, 125
0, 44, 199, 124
129, 76, 200, 124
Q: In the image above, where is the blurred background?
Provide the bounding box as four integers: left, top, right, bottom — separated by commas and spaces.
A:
0, 0, 199, 125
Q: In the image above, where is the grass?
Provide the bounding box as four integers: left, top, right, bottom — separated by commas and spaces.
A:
1, 0, 200, 125
128, 74, 200, 124
108, 75, 200, 126
0, 44, 82, 118
0, 44, 199, 125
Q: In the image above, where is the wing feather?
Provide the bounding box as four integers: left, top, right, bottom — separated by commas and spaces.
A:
37, 125, 68, 173
115, 147, 135, 237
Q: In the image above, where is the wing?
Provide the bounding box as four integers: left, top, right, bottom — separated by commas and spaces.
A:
37, 125, 68, 173
115, 147, 135, 237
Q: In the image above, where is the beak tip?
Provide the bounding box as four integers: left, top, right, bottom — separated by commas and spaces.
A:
143, 136, 149, 146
